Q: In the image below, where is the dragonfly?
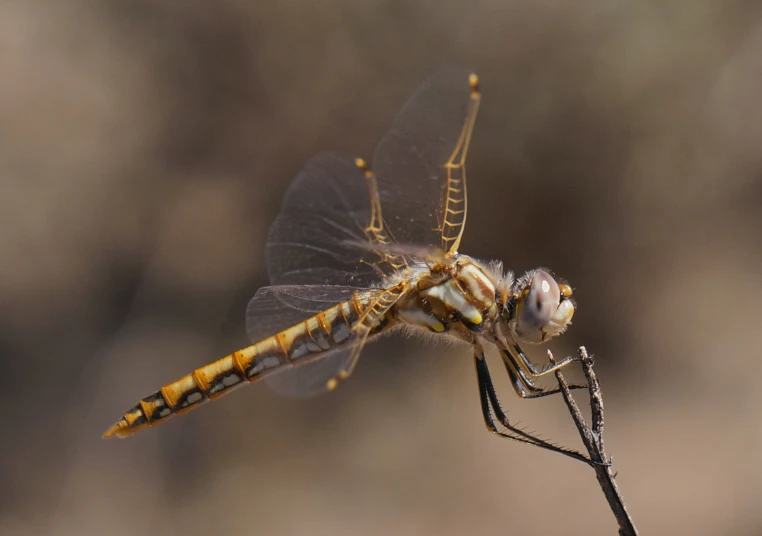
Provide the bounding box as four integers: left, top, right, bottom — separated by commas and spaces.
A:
104, 66, 587, 463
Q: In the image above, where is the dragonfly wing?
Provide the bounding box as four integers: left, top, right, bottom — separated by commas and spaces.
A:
246, 285, 378, 398
374, 66, 480, 255
245, 284, 365, 338
258, 69, 481, 392
267, 69, 480, 287
266, 152, 403, 287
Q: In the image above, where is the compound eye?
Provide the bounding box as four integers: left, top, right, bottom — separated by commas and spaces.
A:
518, 271, 560, 331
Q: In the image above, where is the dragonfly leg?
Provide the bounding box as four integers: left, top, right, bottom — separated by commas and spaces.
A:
501, 348, 587, 399
510, 342, 577, 378
473, 346, 591, 465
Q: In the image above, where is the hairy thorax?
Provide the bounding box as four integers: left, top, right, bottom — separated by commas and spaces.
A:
393, 255, 500, 343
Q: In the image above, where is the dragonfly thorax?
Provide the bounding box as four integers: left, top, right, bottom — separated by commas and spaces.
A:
394, 256, 501, 340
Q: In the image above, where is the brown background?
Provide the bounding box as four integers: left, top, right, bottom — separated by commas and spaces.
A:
2, 1, 762, 535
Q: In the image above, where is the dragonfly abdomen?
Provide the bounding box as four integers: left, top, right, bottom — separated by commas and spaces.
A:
103, 298, 368, 438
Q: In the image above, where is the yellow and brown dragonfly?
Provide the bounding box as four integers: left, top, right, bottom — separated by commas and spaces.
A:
104, 67, 584, 462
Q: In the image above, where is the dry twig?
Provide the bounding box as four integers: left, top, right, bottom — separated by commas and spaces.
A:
549, 347, 638, 536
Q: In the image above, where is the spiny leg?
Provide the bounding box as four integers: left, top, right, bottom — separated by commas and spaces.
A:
482, 331, 569, 396
511, 341, 577, 378
473, 351, 561, 449
473, 347, 591, 465
502, 353, 552, 397
501, 348, 587, 399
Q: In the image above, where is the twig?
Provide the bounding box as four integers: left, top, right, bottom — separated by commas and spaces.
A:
549, 346, 638, 536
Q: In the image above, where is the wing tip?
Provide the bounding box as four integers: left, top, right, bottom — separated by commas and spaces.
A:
468, 73, 480, 95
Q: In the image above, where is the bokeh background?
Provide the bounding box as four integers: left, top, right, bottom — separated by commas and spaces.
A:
2, 1, 762, 534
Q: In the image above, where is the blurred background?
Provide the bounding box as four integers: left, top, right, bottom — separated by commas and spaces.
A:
2, 1, 762, 534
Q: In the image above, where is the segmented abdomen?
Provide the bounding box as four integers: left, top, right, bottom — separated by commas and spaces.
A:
103, 297, 367, 438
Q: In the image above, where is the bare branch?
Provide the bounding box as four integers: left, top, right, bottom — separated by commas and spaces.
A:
549, 347, 638, 536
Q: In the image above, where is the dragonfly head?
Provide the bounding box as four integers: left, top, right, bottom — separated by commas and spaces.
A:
511, 270, 575, 344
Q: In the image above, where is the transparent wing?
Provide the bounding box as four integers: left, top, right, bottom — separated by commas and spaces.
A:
257, 68, 479, 393
373, 66, 480, 254
264, 347, 359, 398
246, 285, 375, 398
245, 285, 364, 336
266, 152, 403, 287
266, 67, 480, 287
